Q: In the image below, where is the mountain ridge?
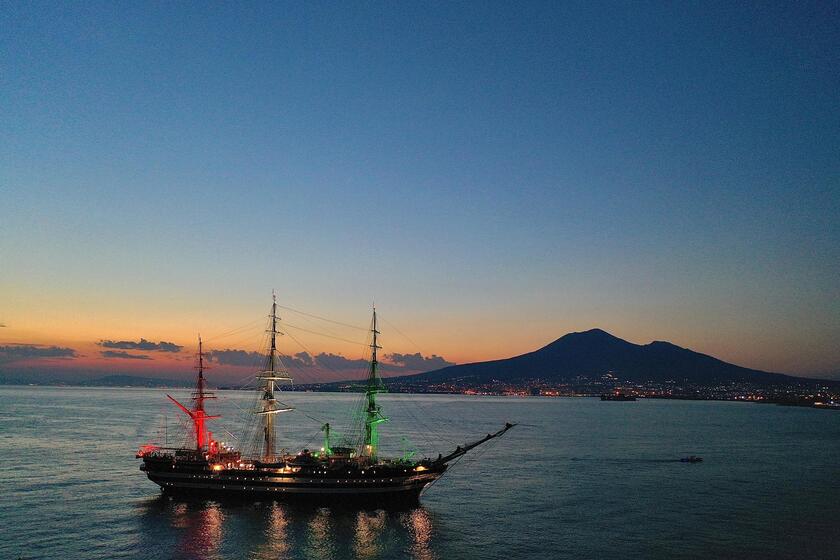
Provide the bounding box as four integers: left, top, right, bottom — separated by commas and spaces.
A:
392, 328, 824, 385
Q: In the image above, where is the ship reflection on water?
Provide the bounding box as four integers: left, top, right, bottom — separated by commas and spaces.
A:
136, 496, 439, 560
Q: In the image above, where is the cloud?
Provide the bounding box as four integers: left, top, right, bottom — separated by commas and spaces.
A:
292, 352, 314, 366
98, 338, 182, 353
0, 323, 6, 327
206, 348, 452, 374
385, 352, 454, 371
207, 349, 265, 367
101, 350, 152, 360
207, 350, 319, 369
212, 350, 370, 371
209, 349, 315, 368
312, 352, 370, 371
0, 344, 77, 363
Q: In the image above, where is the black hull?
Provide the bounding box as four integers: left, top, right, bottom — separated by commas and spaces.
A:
141, 457, 443, 506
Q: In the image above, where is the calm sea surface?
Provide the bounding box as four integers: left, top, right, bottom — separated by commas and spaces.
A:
1, 386, 839, 560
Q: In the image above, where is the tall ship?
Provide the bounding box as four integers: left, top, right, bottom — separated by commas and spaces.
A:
137, 295, 514, 503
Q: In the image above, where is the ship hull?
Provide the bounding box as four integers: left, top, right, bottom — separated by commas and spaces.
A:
141, 458, 444, 505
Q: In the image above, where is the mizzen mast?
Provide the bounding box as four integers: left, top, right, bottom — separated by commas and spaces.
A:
255, 292, 293, 462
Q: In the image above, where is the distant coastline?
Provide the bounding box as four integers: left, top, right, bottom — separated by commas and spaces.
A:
0, 374, 194, 389
2, 374, 837, 410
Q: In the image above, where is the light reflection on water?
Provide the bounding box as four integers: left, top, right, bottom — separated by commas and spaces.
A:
252, 503, 290, 560
306, 507, 335, 560
175, 502, 224, 560
137, 496, 438, 560
354, 510, 386, 559
406, 508, 435, 560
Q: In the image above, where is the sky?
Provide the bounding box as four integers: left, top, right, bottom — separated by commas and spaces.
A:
1, 2, 838, 382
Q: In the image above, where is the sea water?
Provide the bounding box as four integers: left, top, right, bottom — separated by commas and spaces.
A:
1, 386, 839, 559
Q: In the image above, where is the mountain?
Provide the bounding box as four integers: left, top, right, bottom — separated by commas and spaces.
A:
397, 329, 816, 385
77, 375, 192, 388
0, 369, 193, 388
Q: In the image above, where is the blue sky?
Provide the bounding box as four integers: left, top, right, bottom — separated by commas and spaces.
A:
1, 2, 838, 377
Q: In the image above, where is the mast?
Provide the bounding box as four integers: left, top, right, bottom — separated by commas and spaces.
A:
321, 423, 332, 456
255, 292, 293, 462
363, 306, 388, 461
166, 334, 218, 452
193, 335, 210, 450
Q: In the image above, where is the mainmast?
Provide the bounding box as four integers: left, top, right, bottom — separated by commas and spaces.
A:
363, 306, 388, 461
256, 292, 293, 462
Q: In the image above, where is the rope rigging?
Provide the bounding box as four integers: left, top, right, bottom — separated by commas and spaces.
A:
172, 298, 508, 465
276, 304, 369, 331
282, 322, 368, 347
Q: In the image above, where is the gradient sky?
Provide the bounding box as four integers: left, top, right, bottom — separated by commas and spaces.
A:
1, 2, 838, 381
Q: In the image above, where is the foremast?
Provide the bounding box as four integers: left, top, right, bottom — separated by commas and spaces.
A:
363, 306, 388, 461
166, 335, 219, 452
256, 292, 293, 462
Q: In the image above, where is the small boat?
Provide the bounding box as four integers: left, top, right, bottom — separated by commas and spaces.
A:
680, 455, 703, 463
600, 390, 636, 401
813, 401, 840, 410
